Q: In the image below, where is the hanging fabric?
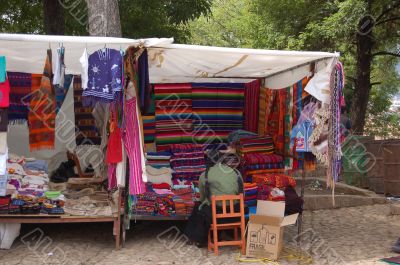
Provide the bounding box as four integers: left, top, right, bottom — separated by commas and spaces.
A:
0, 109, 8, 132
106, 106, 123, 164
123, 96, 146, 195
154, 83, 193, 151
73, 75, 101, 145
82, 48, 123, 106
0, 56, 6, 83
7, 72, 32, 123
28, 49, 56, 151
0, 78, 10, 108
55, 74, 72, 113
53, 46, 65, 86
244, 79, 260, 133
327, 62, 344, 187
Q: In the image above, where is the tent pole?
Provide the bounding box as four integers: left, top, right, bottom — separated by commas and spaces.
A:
297, 164, 306, 246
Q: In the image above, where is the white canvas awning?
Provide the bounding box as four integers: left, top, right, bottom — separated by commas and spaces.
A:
0, 33, 339, 93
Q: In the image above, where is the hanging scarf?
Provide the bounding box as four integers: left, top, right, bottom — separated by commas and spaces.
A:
73, 75, 101, 146
55, 74, 73, 113
244, 79, 260, 133
328, 62, 344, 188
29, 49, 56, 151
106, 105, 123, 164
0, 78, 10, 108
0, 109, 8, 132
7, 72, 32, 123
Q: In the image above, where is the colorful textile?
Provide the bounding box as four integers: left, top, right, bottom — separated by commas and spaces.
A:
192, 83, 245, 145
243, 153, 283, 165
227, 129, 258, 144
244, 80, 260, 133
83, 48, 123, 106
143, 115, 155, 143
0, 56, 5, 83
252, 173, 296, 188
7, 72, 31, 123
239, 136, 275, 154
138, 49, 152, 114
0, 109, 8, 132
0, 78, 10, 108
123, 97, 146, 195
29, 50, 56, 151
73, 75, 101, 145
170, 144, 204, 154
55, 74, 73, 113
154, 83, 193, 151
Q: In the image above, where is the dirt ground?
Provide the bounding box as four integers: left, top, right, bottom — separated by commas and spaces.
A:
0, 204, 399, 265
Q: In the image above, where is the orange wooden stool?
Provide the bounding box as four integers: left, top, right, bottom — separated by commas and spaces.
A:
208, 194, 246, 255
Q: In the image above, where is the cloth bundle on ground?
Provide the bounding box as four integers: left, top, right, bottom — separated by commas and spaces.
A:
146, 151, 171, 169
254, 173, 297, 202
244, 183, 258, 207
191, 83, 245, 146
154, 83, 193, 151
170, 144, 206, 185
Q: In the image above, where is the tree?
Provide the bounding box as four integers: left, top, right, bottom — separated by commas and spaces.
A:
0, 0, 211, 42
43, 0, 65, 35
188, 0, 400, 135
86, 0, 121, 37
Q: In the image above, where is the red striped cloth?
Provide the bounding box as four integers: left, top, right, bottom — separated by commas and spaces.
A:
244, 80, 260, 133
243, 153, 284, 165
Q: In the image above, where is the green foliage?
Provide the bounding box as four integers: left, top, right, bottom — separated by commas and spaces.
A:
188, 0, 400, 136
0, 0, 212, 42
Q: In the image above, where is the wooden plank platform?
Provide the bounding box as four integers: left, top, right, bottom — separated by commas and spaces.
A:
131, 215, 189, 221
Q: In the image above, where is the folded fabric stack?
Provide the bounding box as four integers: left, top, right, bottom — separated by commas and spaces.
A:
170, 144, 206, 185
146, 151, 172, 169
143, 115, 155, 143
155, 195, 175, 216
228, 130, 258, 145
254, 173, 296, 202
239, 136, 275, 155
244, 183, 258, 207
242, 153, 285, 182
252, 173, 296, 188
0, 195, 10, 214
134, 192, 157, 215
173, 186, 195, 215
146, 166, 173, 186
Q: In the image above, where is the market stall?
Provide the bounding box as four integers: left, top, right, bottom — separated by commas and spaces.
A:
0, 33, 344, 249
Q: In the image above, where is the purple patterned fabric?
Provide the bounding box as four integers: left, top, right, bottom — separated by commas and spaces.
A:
83, 48, 123, 106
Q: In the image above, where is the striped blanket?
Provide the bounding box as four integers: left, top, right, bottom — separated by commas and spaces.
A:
143, 115, 155, 143
192, 83, 245, 146
239, 136, 275, 154
7, 72, 32, 123
154, 83, 193, 151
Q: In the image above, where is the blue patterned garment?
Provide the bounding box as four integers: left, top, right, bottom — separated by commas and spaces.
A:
83, 48, 123, 106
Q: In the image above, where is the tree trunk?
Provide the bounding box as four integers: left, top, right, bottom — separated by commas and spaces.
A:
350, 19, 374, 134
86, 0, 122, 37
43, 0, 65, 35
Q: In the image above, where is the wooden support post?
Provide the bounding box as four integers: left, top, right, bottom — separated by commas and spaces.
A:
297, 167, 306, 246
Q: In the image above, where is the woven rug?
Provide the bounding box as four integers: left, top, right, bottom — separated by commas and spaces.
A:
191, 83, 244, 146
73, 75, 101, 145
154, 83, 193, 151
7, 72, 32, 123
244, 80, 260, 133
143, 115, 155, 143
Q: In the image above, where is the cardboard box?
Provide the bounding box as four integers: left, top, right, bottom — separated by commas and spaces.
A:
246, 201, 299, 260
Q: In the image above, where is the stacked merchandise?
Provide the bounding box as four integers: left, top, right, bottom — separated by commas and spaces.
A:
134, 192, 157, 215
242, 153, 284, 182
155, 195, 175, 216
170, 144, 206, 185
143, 115, 156, 143
146, 151, 172, 169
2, 156, 66, 214
192, 83, 245, 147
244, 183, 258, 207
172, 186, 195, 216
253, 173, 297, 201
154, 83, 193, 151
